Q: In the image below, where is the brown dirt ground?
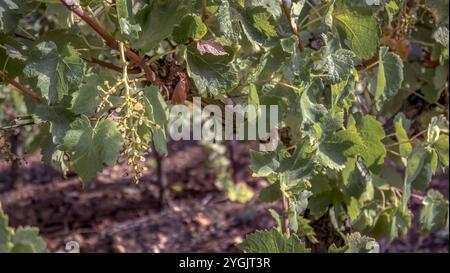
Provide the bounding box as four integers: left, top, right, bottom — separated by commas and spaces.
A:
0, 141, 448, 253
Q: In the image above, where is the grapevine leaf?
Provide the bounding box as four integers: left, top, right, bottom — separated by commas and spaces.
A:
238, 228, 311, 253
11, 228, 47, 253
247, 6, 277, 38
61, 116, 123, 182
329, 232, 379, 253
393, 113, 412, 160
433, 135, 449, 167
40, 127, 70, 175
371, 206, 412, 241
317, 128, 363, 170
251, 40, 293, 83
351, 113, 386, 172
268, 209, 283, 232
259, 181, 281, 203
70, 74, 101, 116
135, 0, 187, 52
342, 157, 373, 199
288, 190, 313, 232
239, 6, 278, 47
249, 149, 280, 177
197, 40, 228, 56
172, 15, 207, 44
402, 147, 436, 207
24, 41, 85, 104
433, 26, 449, 47
226, 182, 254, 203
116, 0, 141, 40
420, 190, 449, 233
143, 86, 168, 155
1, 204, 46, 253
374, 47, 404, 109
333, 0, 379, 59
34, 104, 77, 145
0, 0, 22, 33
0, 205, 12, 253
186, 44, 238, 95
217, 0, 240, 42
312, 35, 355, 84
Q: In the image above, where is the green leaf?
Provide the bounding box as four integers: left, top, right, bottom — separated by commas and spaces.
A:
342, 157, 373, 199
374, 47, 404, 109
268, 208, 283, 232
402, 147, 436, 208
143, 85, 168, 125
0, 34, 25, 78
239, 6, 278, 47
433, 135, 449, 167
317, 128, 363, 170
312, 35, 355, 84
238, 228, 311, 253
11, 228, 47, 253
135, 0, 187, 52
40, 126, 70, 175
186, 44, 238, 95
259, 181, 282, 202
143, 86, 168, 155
0, 205, 12, 253
371, 206, 411, 241
250, 149, 280, 177
226, 182, 254, 203
116, 0, 141, 40
393, 113, 412, 160
70, 74, 101, 116
433, 26, 449, 47
0, 0, 21, 33
172, 15, 207, 44
34, 104, 77, 145
251, 41, 293, 83
24, 41, 85, 104
288, 190, 313, 232
330, 232, 379, 253
1, 204, 46, 253
333, 0, 379, 59
61, 116, 123, 182
217, 0, 240, 42
420, 190, 449, 233
351, 113, 386, 172
247, 6, 277, 38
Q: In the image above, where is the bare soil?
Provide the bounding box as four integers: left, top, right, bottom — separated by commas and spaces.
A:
0, 141, 448, 253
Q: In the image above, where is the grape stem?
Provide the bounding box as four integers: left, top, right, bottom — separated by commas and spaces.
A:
86, 58, 141, 74
0, 71, 43, 101
0, 122, 35, 131
281, 0, 304, 52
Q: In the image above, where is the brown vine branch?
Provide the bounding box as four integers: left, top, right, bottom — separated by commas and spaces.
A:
281, 0, 304, 52
0, 71, 43, 101
60, 0, 167, 93
86, 58, 141, 74
0, 122, 35, 131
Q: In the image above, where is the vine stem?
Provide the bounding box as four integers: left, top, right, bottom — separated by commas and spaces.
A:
408, 89, 446, 109
281, 192, 290, 237
86, 58, 141, 74
0, 122, 35, 131
0, 71, 43, 101
59, 0, 167, 94
281, 0, 304, 52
